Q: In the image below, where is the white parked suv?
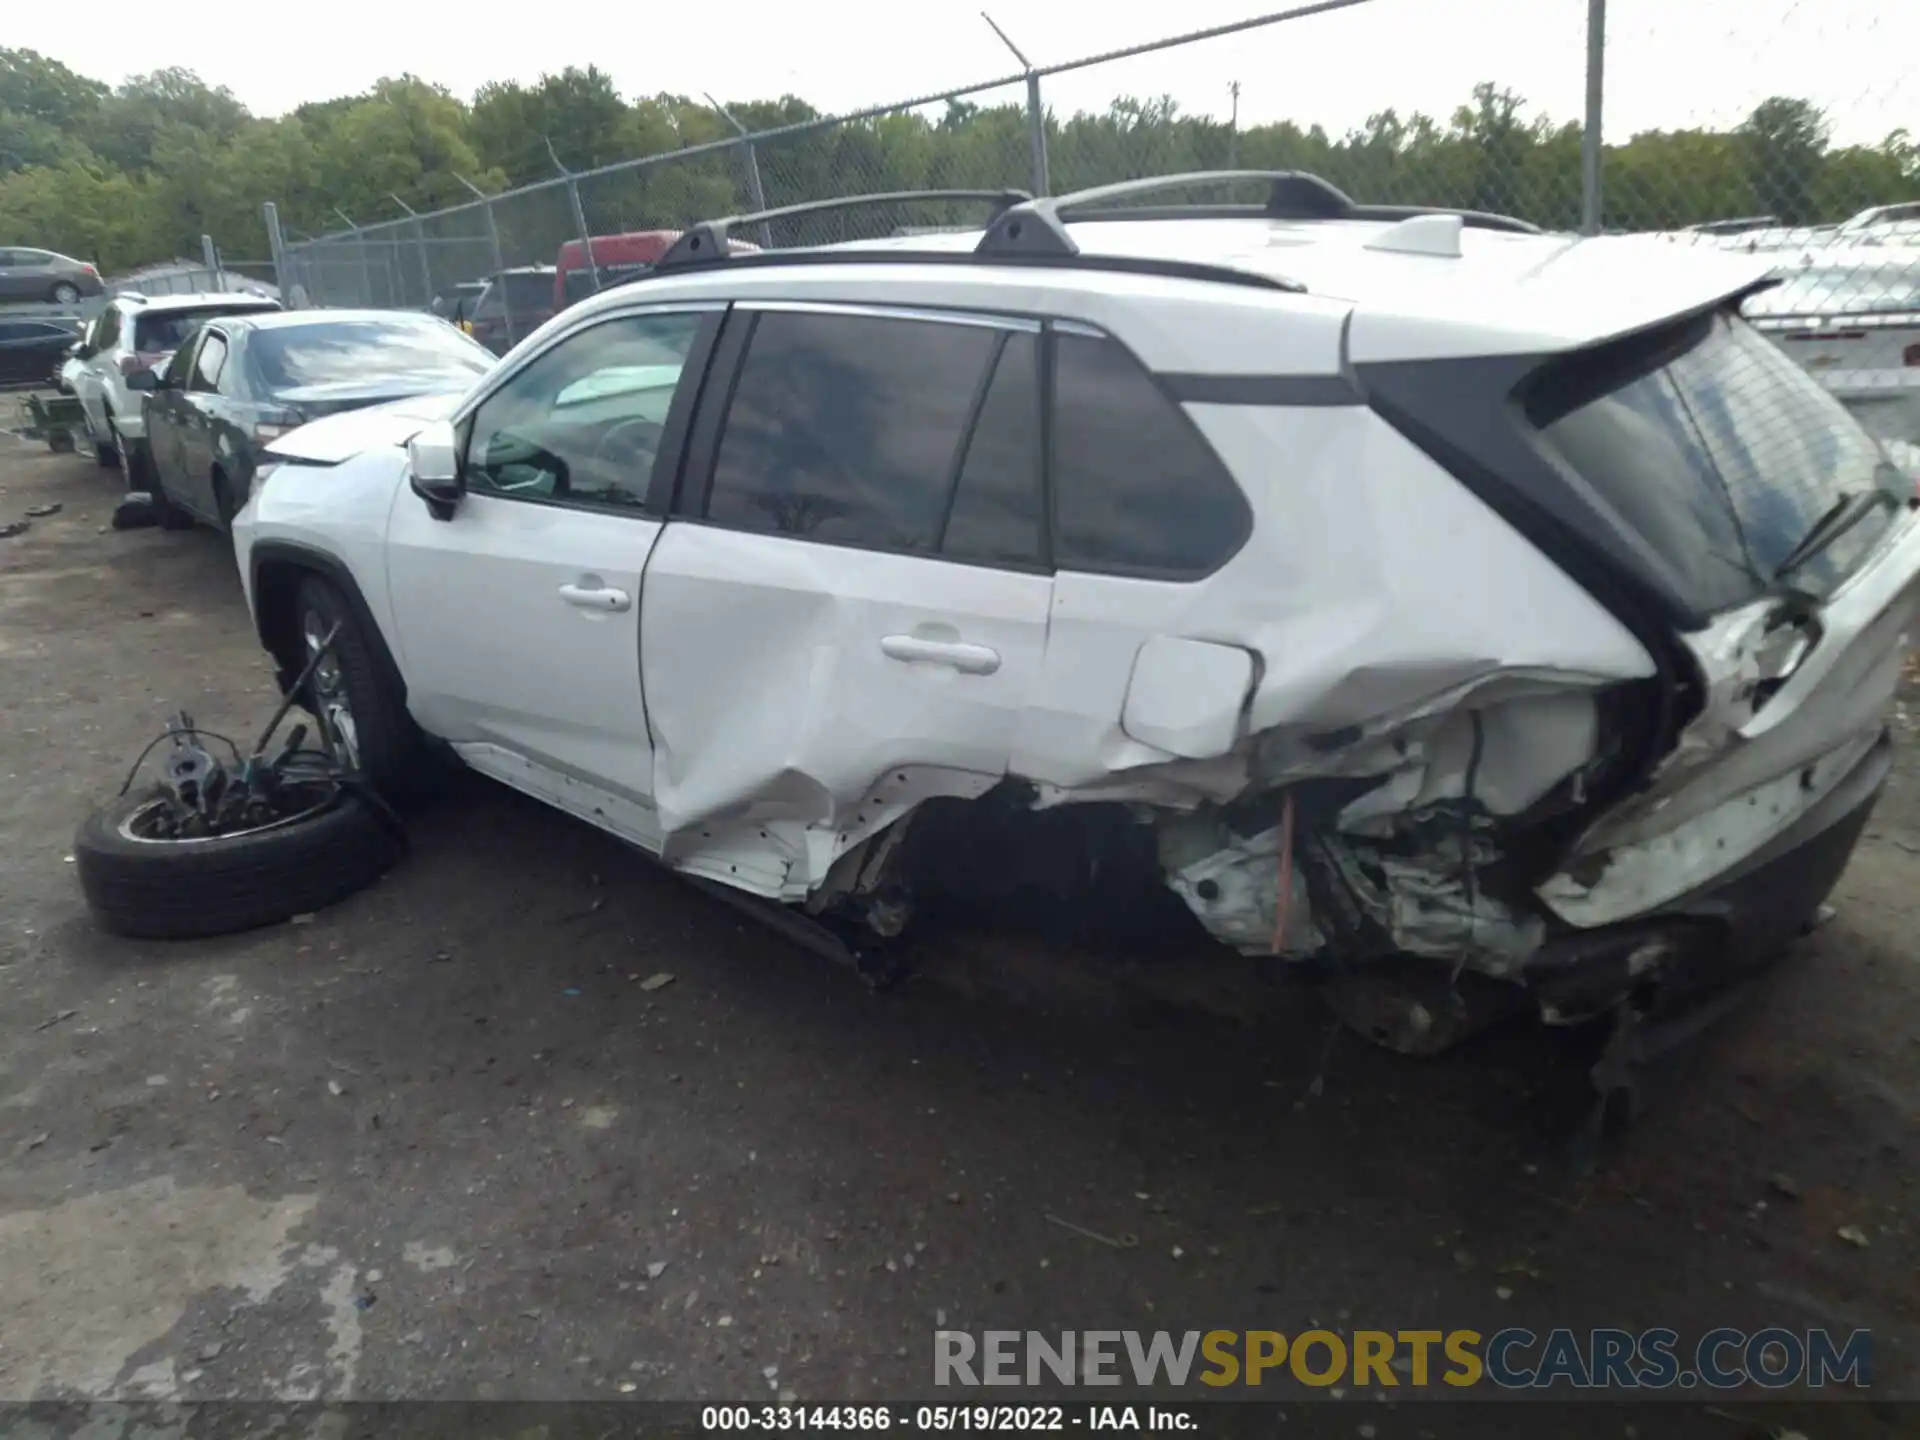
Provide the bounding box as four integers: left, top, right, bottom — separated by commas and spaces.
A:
231, 172, 1920, 1057
72, 291, 280, 484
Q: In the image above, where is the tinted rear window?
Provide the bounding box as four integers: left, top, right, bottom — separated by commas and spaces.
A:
1540, 313, 1903, 607
133, 307, 273, 353
251, 320, 493, 391
1050, 330, 1252, 576
706, 310, 1000, 550
501, 273, 553, 307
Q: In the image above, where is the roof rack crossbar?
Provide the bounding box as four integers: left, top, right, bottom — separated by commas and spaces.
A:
975, 170, 1539, 255
656, 189, 1033, 271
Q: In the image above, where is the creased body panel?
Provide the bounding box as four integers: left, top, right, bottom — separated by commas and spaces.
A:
1541, 510, 1920, 927
639, 524, 1050, 896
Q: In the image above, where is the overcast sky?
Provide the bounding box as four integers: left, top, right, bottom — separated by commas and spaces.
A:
15, 0, 1916, 148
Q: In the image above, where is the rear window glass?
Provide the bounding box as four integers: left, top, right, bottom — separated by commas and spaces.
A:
133, 306, 272, 353
1540, 313, 1905, 607
251, 319, 493, 392
501, 273, 553, 307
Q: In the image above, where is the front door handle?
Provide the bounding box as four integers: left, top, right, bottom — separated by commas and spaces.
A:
880, 633, 1001, 675
558, 582, 631, 613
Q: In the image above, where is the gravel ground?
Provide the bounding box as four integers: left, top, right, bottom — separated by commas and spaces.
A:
1, 437, 1915, 1437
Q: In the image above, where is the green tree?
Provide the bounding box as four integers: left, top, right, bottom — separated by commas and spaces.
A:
1739, 96, 1829, 225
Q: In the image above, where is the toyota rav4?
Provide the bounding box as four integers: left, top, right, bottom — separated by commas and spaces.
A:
229, 173, 1920, 1058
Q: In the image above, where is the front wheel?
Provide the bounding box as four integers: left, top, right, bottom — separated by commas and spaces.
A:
145, 456, 193, 530
294, 574, 432, 797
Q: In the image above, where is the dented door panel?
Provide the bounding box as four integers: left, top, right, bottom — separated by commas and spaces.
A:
639, 524, 1051, 894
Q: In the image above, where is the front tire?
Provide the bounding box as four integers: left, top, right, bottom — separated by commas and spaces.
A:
75, 787, 403, 940
93, 413, 118, 468
145, 457, 193, 530
294, 574, 430, 797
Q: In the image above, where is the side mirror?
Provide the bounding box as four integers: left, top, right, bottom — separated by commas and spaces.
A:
126, 368, 159, 392
407, 420, 463, 520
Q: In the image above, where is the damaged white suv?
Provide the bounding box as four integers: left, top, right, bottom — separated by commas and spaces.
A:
232, 173, 1920, 1056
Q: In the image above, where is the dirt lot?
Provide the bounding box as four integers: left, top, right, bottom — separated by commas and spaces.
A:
1, 436, 1916, 1436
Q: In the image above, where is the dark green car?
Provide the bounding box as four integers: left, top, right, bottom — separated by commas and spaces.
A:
131, 309, 495, 530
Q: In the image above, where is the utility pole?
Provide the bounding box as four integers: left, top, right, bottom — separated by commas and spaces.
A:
1581, 0, 1607, 234
1228, 81, 1241, 169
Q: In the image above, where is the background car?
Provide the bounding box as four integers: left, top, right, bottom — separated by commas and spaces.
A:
71, 291, 282, 485
464, 266, 558, 356
429, 280, 488, 324
134, 308, 495, 531
1745, 245, 1920, 448
0, 316, 84, 387
0, 246, 104, 305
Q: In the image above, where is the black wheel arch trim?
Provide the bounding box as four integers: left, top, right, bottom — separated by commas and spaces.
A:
248, 540, 408, 705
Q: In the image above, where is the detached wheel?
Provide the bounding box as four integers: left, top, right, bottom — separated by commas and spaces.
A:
295, 574, 431, 797
75, 786, 402, 940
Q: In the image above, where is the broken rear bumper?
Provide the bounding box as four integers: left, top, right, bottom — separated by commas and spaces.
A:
1526, 724, 1892, 1025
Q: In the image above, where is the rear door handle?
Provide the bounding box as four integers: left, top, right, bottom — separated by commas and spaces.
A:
558, 582, 631, 613
880, 634, 1001, 675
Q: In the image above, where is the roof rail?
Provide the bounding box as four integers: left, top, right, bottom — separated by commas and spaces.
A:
655, 189, 1033, 272
975, 170, 1540, 256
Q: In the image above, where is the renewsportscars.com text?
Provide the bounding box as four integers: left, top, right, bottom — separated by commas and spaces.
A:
934, 1328, 1872, 1391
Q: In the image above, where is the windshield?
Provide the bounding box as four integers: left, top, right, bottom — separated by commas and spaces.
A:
133, 306, 272, 353
250, 319, 494, 392
1543, 313, 1905, 608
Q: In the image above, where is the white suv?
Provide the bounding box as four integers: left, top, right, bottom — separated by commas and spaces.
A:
231, 173, 1920, 1055
73, 291, 281, 484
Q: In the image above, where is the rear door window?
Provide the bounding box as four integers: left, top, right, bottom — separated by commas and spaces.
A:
940, 332, 1044, 568
1049, 328, 1252, 577
703, 308, 1005, 552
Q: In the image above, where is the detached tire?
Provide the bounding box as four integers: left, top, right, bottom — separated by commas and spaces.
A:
75, 787, 403, 940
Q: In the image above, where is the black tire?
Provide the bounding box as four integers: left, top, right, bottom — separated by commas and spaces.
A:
295, 574, 429, 797
51, 281, 81, 305
75, 787, 403, 940
94, 415, 118, 468
146, 455, 193, 530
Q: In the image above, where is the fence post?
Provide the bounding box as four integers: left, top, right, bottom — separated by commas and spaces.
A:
455, 174, 512, 345
706, 96, 776, 246
546, 137, 600, 297
262, 201, 290, 304
1025, 73, 1051, 197
200, 233, 224, 292
389, 194, 435, 308
331, 209, 373, 307
1581, 0, 1607, 235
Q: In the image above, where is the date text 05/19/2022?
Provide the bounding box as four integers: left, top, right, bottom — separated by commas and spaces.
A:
700, 1405, 1196, 1432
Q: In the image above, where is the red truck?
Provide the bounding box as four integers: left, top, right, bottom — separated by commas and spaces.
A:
554, 230, 761, 311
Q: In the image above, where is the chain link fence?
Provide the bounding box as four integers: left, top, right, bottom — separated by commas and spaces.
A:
265, 0, 1916, 444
